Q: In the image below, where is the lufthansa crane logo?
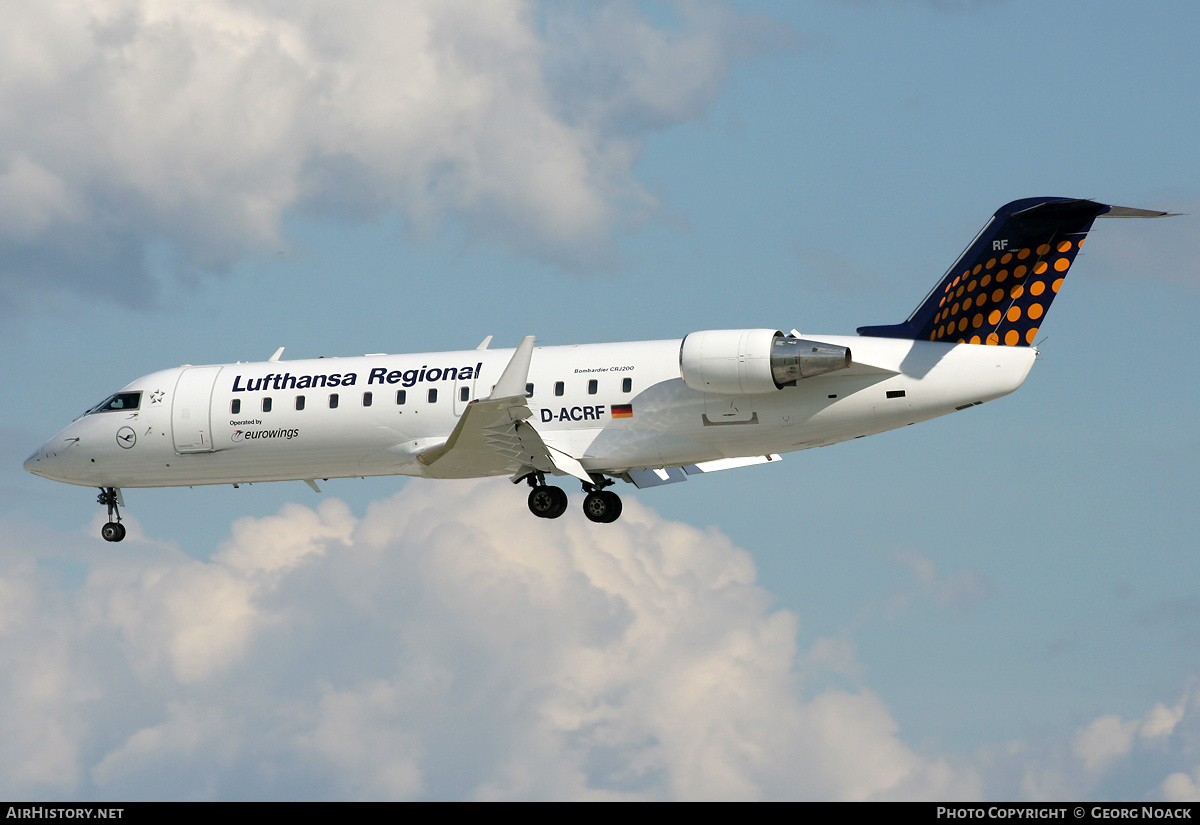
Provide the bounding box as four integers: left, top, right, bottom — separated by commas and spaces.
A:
116, 427, 137, 449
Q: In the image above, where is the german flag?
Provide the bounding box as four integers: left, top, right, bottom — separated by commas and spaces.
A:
611, 404, 633, 419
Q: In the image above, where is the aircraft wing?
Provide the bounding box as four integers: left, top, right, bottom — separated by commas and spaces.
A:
416, 337, 593, 483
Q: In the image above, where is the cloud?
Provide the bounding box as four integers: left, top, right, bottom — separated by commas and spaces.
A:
974, 681, 1200, 801
0, 0, 783, 312
882, 550, 993, 620
1161, 765, 1200, 803
5, 480, 1200, 800
0, 479, 977, 800
1072, 690, 1192, 774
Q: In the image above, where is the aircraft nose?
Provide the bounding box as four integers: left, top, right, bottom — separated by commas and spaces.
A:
24, 440, 73, 482
23, 446, 48, 477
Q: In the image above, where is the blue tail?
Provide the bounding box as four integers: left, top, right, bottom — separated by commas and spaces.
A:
858, 198, 1128, 346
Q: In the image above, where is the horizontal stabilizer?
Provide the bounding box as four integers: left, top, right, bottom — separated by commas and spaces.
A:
1098, 206, 1179, 218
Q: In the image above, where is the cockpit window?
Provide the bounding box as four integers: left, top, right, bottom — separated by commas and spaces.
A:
87, 392, 142, 415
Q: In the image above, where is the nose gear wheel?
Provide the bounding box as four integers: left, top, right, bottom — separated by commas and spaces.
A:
97, 487, 126, 542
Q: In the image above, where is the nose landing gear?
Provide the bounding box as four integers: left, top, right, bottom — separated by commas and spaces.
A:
97, 487, 126, 542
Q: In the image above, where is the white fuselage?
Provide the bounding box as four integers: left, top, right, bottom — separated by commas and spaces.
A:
24, 335, 1036, 490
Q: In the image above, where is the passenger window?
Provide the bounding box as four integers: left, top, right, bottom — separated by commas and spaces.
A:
396, 390, 407, 405
296, 395, 305, 411
231, 399, 241, 415
587, 379, 598, 395
363, 391, 373, 407
554, 381, 564, 397
525, 383, 534, 398
459, 387, 469, 402
622, 378, 632, 393
262, 397, 272, 413
428, 388, 438, 403
329, 394, 339, 409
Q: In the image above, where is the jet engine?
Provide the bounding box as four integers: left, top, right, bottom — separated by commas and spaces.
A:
678, 329, 851, 394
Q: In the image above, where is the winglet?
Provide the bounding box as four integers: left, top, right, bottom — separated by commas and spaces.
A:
269, 347, 285, 362
487, 336, 535, 400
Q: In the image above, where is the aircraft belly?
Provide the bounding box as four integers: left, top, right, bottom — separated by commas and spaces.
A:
92, 419, 406, 487
608, 342, 1034, 463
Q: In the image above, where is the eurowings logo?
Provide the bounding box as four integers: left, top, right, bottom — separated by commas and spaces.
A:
232, 428, 299, 443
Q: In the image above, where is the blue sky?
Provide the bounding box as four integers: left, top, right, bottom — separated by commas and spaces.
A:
2, 0, 1199, 800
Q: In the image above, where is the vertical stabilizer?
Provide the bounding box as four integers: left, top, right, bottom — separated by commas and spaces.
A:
857, 198, 1171, 346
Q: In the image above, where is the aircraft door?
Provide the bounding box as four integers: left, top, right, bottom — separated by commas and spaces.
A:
453, 372, 477, 416
171, 366, 223, 452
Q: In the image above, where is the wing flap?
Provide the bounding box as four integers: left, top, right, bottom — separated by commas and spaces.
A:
685, 454, 782, 474
627, 454, 782, 489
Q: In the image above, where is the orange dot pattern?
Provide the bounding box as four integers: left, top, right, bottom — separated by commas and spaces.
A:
924, 233, 1085, 347
859, 199, 1107, 348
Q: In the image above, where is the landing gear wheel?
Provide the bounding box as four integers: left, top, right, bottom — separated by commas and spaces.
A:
582, 490, 622, 523
97, 487, 126, 542
528, 486, 568, 519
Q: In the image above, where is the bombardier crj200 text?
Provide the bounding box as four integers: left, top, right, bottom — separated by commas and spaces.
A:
26, 198, 1173, 541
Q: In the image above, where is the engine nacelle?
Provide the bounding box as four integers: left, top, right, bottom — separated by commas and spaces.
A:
768, 335, 853, 386
679, 329, 851, 394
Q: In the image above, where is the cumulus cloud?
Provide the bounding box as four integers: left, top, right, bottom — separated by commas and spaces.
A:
967, 680, 1200, 801
0, 0, 782, 312
0, 479, 977, 800
1161, 765, 1200, 803
5, 481, 1200, 800
1071, 690, 1194, 774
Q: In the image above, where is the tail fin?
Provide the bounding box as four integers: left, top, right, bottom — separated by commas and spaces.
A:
857, 198, 1173, 346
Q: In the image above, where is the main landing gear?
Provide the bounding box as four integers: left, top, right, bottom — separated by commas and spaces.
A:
524, 473, 623, 523
527, 483, 568, 519
582, 488, 622, 524
97, 487, 126, 542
